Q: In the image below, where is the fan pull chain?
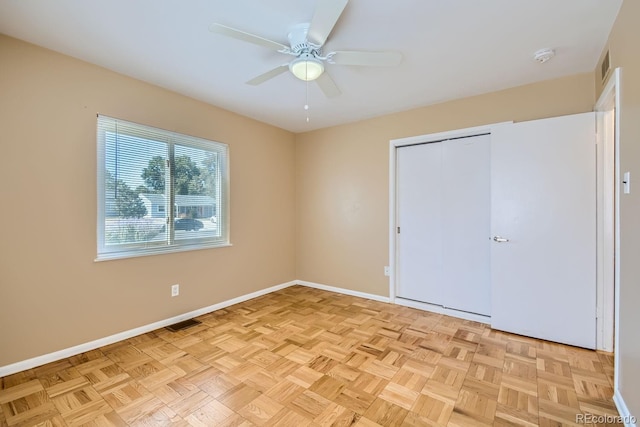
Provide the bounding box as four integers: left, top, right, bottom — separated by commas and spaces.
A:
305, 78, 310, 123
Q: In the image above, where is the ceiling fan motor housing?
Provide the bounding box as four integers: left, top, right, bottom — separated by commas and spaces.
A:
288, 23, 321, 54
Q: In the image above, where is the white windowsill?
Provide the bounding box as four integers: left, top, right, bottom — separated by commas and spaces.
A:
95, 242, 233, 262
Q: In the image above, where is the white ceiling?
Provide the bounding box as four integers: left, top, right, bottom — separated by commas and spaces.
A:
0, 0, 622, 133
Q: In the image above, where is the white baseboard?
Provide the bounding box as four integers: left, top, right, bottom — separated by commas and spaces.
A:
0, 280, 297, 377
394, 297, 491, 325
296, 280, 391, 303
614, 389, 638, 427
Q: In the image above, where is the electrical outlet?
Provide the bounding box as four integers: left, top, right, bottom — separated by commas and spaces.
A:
384, 266, 390, 276
171, 284, 180, 297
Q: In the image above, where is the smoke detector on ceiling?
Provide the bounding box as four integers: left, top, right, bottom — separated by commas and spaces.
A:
534, 48, 555, 64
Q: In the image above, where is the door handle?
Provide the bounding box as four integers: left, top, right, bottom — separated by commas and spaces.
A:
493, 236, 509, 242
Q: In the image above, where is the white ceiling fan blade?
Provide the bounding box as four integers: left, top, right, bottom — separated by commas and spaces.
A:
209, 23, 288, 51
246, 65, 289, 85
331, 51, 403, 67
315, 72, 341, 98
308, 0, 349, 46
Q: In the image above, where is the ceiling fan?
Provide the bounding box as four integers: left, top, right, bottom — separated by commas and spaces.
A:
209, 0, 402, 98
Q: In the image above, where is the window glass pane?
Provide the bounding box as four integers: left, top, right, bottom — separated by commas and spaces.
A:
173, 144, 220, 241
104, 131, 168, 247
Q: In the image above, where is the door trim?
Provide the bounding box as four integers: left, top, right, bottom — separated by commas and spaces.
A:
388, 122, 512, 309
595, 68, 621, 375
595, 68, 619, 352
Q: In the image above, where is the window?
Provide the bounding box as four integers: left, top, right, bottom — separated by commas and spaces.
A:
97, 115, 229, 260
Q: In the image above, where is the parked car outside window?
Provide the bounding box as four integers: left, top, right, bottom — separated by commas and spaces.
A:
174, 218, 204, 231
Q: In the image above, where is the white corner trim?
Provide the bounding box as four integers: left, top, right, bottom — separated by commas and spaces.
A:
0, 280, 297, 377
296, 280, 391, 303
613, 389, 638, 427
394, 297, 491, 325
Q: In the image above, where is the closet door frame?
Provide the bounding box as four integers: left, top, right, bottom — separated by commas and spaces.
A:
389, 122, 511, 323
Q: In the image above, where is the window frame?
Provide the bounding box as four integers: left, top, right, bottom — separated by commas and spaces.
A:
96, 115, 230, 261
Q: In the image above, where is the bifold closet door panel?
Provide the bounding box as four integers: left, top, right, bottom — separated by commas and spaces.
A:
396, 143, 444, 304
441, 135, 491, 315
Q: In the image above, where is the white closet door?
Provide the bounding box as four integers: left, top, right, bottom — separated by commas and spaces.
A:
491, 113, 596, 349
396, 135, 491, 315
396, 143, 443, 304
442, 135, 491, 315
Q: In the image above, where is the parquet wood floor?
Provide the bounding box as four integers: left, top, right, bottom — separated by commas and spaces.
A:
0, 286, 621, 426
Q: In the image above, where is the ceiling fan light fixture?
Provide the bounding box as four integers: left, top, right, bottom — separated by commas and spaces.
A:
290, 56, 324, 81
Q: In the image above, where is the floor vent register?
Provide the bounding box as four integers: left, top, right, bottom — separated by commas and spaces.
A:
165, 318, 202, 332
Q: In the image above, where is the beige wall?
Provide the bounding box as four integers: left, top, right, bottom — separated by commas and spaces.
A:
596, 0, 640, 417
295, 73, 595, 297
0, 35, 296, 367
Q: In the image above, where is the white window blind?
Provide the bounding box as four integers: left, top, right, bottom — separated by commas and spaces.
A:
97, 115, 229, 260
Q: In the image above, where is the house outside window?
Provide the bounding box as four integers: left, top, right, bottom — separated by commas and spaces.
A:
96, 115, 229, 260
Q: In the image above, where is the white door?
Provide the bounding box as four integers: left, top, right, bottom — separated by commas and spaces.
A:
396, 142, 444, 305
396, 134, 491, 315
441, 136, 491, 315
491, 113, 596, 349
